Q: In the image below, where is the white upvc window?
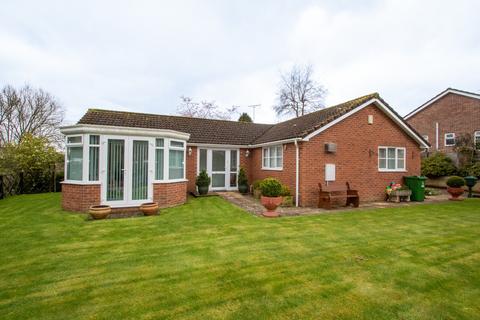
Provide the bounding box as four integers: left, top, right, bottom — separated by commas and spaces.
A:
474, 131, 480, 150
155, 138, 165, 180
66, 135, 84, 181
262, 145, 283, 170
88, 135, 100, 181
445, 133, 455, 146
168, 140, 185, 180
378, 147, 406, 172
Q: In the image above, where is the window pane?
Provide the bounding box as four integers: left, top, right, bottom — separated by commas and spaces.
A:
170, 141, 184, 148
89, 146, 99, 181
387, 148, 396, 159
230, 173, 237, 187
269, 155, 275, 168
89, 135, 99, 145
379, 148, 386, 158
132, 141, 149, 200
276, 156, 283, 168
156, 138, 164, 147
199, 149, 207, 171
379, 158, 386, 169
263, 148, 268, 167
397, 159, 405, 170
230, 150, 237, 171
67, 136, 82, 144
169, 149, 184, 179
387, 159, 396, 169
67, 146, 83, 180
212, 173, 225, 188
212, 150, 225, 171
155, 148, 164, 180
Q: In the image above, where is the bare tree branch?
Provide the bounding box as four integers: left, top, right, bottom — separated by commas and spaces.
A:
177, 96, 239, 120
274, 64, 327, 118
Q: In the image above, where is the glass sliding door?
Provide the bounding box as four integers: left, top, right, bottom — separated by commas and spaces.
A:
132, 140, 149, 201
200, 149, 239, 191
107, 139, 125, 201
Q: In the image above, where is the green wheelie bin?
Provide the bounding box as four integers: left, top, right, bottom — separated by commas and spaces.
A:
404, 176, 427, 201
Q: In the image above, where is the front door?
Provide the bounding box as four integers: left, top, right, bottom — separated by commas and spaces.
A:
103, 136, 154, 206
199, 149, 239, 191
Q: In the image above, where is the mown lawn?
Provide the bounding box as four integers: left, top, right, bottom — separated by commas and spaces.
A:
0, 194, 479, 319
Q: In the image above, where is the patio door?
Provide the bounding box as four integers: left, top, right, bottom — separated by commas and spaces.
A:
199, 149, 239, 191
103, 136, 154, 206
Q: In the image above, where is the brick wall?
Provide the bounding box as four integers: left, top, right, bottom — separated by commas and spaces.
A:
186, 146, 197, 193
61, 183, 101, 212
299, 104, 421, 206
407, 93, 480, 153
153, 181, 187, 208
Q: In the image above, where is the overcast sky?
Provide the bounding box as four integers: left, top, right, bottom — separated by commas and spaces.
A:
1, 0, 479, 125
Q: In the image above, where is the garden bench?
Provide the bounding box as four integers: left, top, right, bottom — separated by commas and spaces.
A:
318, 182, 359, 209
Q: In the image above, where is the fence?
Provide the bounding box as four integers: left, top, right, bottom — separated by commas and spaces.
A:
0, 170, 62, 200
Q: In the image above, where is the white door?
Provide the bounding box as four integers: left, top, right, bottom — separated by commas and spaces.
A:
198, 149, 239, 191
102, 136, 154, 206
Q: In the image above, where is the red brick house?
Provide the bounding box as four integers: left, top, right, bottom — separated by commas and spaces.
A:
405, 88, 480, 156
60, 93, 428, 211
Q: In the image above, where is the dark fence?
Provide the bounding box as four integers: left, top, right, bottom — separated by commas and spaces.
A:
0, 170, 62, 200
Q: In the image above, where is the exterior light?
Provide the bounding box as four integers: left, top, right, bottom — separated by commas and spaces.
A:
245, 150, 250, 157
188, 147, 192, 156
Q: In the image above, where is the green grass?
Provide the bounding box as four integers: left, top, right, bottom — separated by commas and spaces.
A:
0, 194, 479, 319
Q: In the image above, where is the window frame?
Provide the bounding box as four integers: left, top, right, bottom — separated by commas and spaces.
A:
153, 138, 187, 182
262, 145, 283, 171
65, 135, 85, 182
168, 139, 186, 181
474, 131, 480, 150
88, 134, 100, 181
378, 146, 407, 172
444, 133, 456, 146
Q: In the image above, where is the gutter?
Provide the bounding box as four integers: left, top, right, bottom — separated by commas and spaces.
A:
294, 138, 300, 207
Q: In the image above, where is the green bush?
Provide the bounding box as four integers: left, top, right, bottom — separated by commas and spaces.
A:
252, 180, 262, 190
238, 167, 248, 186
195, 170, 211, 187
421, 153, 457, 178
260, 178, 282, 197
446, 176, 465, 188
280, 184, 291, 196
458, 162, 480, 178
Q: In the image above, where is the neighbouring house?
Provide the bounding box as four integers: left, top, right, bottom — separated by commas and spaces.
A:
405, 88, 480, 159
60, 93, 428, 211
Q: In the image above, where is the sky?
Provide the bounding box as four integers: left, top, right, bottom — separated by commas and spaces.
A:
1, 0, 479, 125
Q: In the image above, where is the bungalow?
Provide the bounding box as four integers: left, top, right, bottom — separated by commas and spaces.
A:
60, 93, 429, 211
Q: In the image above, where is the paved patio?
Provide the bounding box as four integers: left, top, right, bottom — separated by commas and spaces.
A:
217, 189, 452, 217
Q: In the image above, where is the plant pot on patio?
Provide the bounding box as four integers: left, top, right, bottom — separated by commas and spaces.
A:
89, 205, 111, 220
238, 167, 249, 194
259, 178, 283, 218
196, 170, 211, 195
140, 202, 159, 216
446, 176, 465, 201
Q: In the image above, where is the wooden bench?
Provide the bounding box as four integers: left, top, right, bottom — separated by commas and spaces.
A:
318, 182, 360, 209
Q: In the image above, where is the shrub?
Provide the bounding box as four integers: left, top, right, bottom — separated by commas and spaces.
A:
280, 184, 291, 196
421, 153, 457, 178
446, 176, 465, 188
458, 162, 480, 178
238, 167, 248, 186
260, 178, 282, 197
252, 180, 262, 190
195, 170, 211, 187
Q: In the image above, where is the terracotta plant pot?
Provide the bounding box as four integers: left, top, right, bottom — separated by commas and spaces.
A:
447, 187, 464, 200
89, 205, 111, 220
140, 202, 159, 216
260, 196, 283, 217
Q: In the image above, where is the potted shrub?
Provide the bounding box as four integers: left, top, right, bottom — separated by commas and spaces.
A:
446, 176, 465, 200
280, 184, 294, 207
252, 180, 262, 199
140, 202, 159, 216
238, 167, 249, 194
196, 170, 211, 195
89, 205, 111, 220
259, 178, 283, 217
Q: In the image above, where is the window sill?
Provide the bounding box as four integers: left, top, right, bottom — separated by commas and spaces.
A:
61, 180, 101, 185
153, 179, 188, 184
378, 169, 407, 173
261, 167, 283, 171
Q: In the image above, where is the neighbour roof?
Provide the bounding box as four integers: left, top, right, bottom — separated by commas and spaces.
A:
404, 87, 480, 119
77, 92, 427, 147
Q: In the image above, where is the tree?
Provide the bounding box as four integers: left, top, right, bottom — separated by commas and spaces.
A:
238, 112, 252, 122
177, 96, 239, 120
0, 84, 65, 146
274, 64, 327, 118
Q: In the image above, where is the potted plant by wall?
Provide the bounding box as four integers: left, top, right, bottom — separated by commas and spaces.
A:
238, 167, 249, 194
446, 176, 465, 201
280, 184, 294, 207
260, 178, 283, 217
196, 170, 211, 195
140, 202, 159, 215
89, 205, 111, 220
